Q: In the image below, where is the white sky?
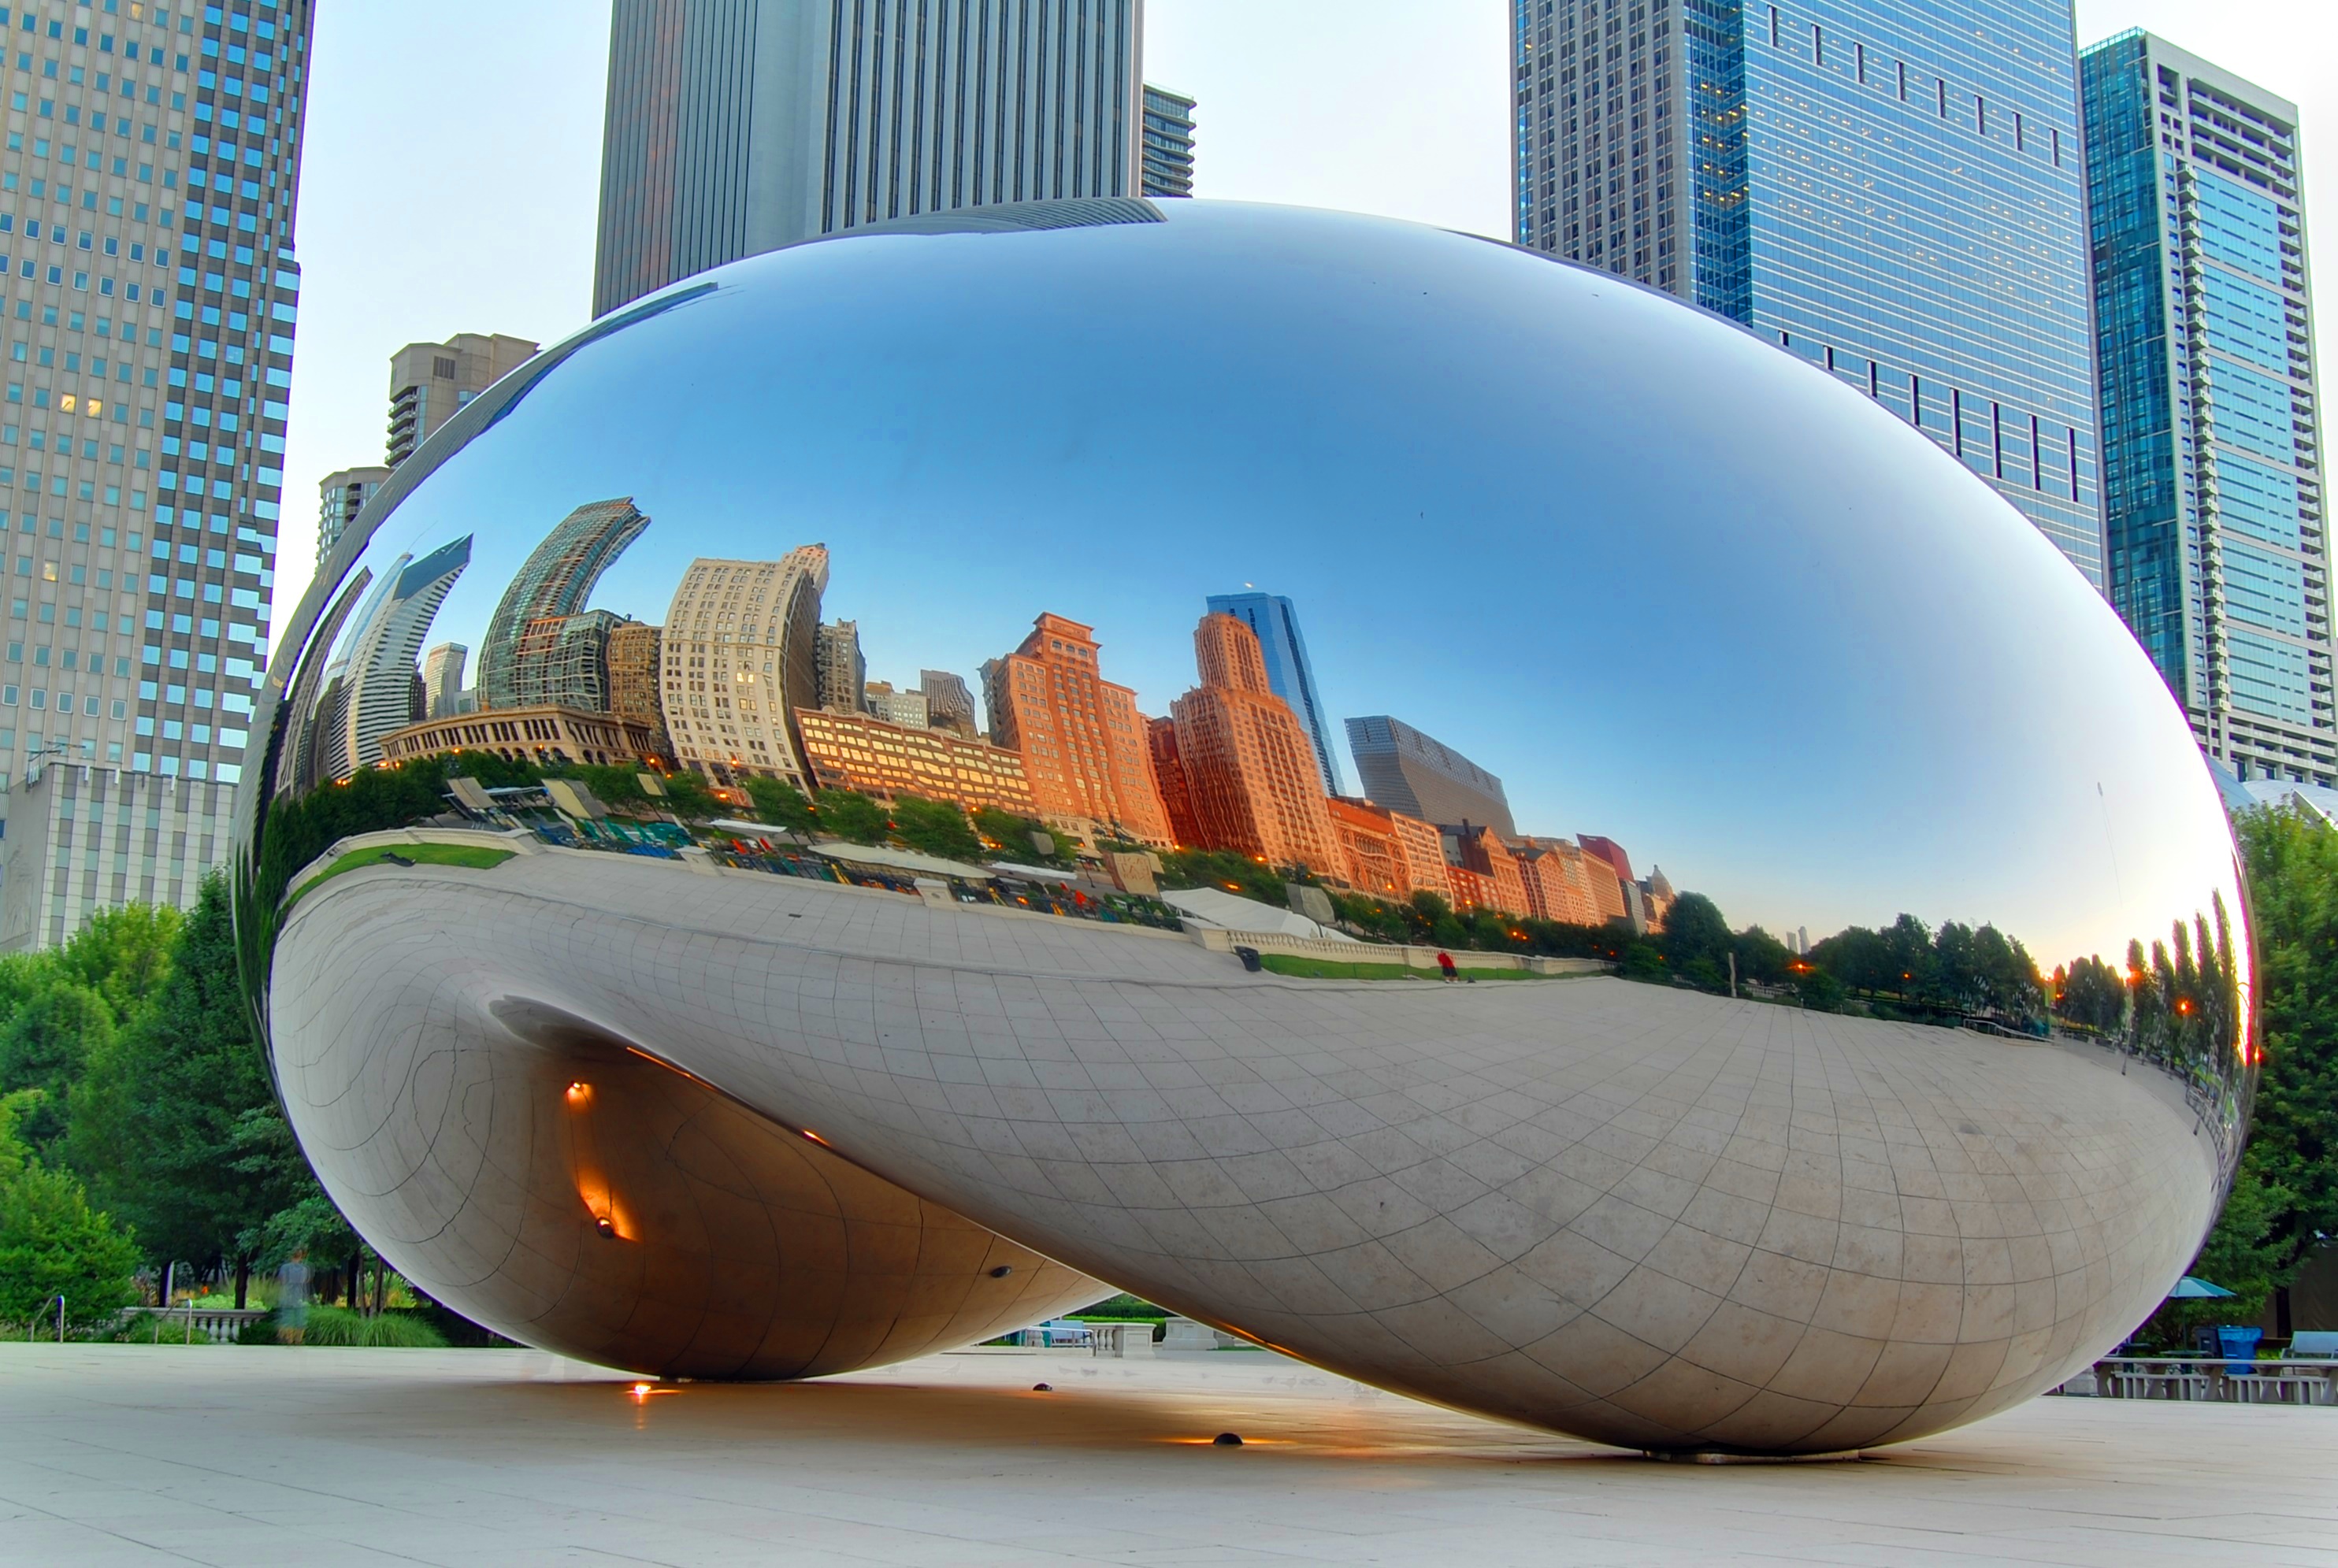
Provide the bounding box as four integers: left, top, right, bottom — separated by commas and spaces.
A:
275, 1, 2333, 620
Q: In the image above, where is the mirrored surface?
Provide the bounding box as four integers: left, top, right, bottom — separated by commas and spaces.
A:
235, 198, 2253, 1453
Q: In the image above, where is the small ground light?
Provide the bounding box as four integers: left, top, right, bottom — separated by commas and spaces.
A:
1032, 1383, 1052, 1392
989, 1265, 1015, 1278
595, 1216, 617, 1239
1212, 1432, 1244, 1446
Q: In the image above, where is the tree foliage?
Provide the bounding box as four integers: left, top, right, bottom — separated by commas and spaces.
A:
0, 1088, 139, 1328
889, 795, 982, 862
105, 873, 295, 1305
2225, 806, 2338, 1288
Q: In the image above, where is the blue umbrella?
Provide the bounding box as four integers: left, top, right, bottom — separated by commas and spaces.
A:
2167, 1276, 2236, 1299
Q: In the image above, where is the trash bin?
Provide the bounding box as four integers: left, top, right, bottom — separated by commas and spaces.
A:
2217, 1325, 2262, 1375
1234, 946, 1262, 973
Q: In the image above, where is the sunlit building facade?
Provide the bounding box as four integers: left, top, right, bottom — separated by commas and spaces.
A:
1345, 714, 1513, 836
983, 612, 1171, 847
2083, 32, 2329, 784
1204, 590, 1342, 795
1512, 0, 2105, 580
794, 707, 1037, 817
660, 547, 827, 786
1170, 613, 1342, 875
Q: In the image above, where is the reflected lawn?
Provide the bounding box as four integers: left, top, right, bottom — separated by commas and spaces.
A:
291, 843, 517, 906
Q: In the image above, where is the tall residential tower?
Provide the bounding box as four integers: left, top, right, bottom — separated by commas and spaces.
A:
1204, 591, 1342, 795
1512, 0, 2104, 580
592, 0, 1145, 317
0, 2, 313, 949
1140, 83, 1195, 198
2083, 32, 2329, 784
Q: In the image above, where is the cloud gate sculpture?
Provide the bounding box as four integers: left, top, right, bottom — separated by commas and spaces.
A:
235, 199, 2254, 1455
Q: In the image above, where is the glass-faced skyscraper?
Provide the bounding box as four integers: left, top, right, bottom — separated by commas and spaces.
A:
1204, 591, 1342, 796
1140, 83, 1196, 198
592, 0, 1144, 318
1512, 0, 2104, 581
2083, 33, 2328, 786
0, 2, 310, 948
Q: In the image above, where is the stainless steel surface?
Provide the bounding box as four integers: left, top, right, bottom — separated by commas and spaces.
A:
235, 199, 2254, 1452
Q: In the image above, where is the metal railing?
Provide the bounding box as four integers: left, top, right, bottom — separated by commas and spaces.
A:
2058, 1356, 2338, 1405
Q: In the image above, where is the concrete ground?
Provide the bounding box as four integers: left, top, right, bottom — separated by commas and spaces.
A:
2, 1343, 2331, 1566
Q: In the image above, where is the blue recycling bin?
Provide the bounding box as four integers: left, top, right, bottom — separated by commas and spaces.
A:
2216, 1325, 2262, 1374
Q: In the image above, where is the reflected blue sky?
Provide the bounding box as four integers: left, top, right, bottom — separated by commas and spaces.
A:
294, 199, 2239, 969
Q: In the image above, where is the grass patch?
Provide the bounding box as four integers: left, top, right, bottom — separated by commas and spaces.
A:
291, 841, 514, 905
1256, 954, 1548, 980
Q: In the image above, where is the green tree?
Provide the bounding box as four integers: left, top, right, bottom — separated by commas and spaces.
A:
53, 903, 181, 1024
0, 980, 114, 1156
110, 874, 291, 1306
2230, 805, 2338, 1292
889, 795, 982, 862
744, 777, 820, 839
974, 808, 1074, 866
1660, 892, 1731, 984
0, 1088, 140, 1330
814, 788, 889, 845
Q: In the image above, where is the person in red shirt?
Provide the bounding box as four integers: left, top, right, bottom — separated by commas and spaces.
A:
1436, 951, 1457, 982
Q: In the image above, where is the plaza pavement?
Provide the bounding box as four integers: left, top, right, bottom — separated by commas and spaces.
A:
1, 1341, 2332, 1566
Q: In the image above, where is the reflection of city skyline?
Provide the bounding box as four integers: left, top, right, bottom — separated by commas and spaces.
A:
299, 505, 1687, 936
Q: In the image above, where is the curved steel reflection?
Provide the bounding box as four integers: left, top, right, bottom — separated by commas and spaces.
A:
234, 199, 2253, 1453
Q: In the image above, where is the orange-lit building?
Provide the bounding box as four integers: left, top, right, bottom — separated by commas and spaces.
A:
1446, 825, 1529, 919
794, 708, 1037, 817
1516, 838, 1614, 925
1324, 796, 1450, 904
1148, 716, 1204, 847
982, 613, 1174, 847
1168, 614, 1344, 876
1327, 797, 1404, 898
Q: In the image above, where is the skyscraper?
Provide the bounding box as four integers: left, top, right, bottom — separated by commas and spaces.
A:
984, 612, 1171, 847
0, 3, 314, 949
659, 547, 828, 786
1345, 715, 1515, 836
332, 536, 472, 774
592, 0, 1144, 317
1204, 591, 1343, 795
1512, 0, 2104, 580
478, 498, 650, 710
385, 332, 538, 468
918, 669, 978, 736
317, 465, 389, 565
1141, 83, 1197, 198
603, 621, 670, 761
2083, 32, 2329, 784
815, 620, 865, 714
1170, 613, 1342, 875
421, 641, 468, 720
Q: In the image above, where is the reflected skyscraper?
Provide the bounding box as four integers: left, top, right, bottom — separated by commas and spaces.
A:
592, 0, 1143, 317
1205, 591, 1344, 796
421, 643, 469, 721
1345, 715, 1515, 837
2083, 32, 2329, 785
660, 548, 829, 786
479, 499, 651, 710
336, 537, 473, 773
1512, 0, 2105, 580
